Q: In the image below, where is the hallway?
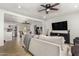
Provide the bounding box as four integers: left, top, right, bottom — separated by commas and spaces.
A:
0, 39, 32, 56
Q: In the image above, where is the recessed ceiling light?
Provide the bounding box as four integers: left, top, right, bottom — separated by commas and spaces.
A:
74, 5, 78, 8
18, 5, 21, 8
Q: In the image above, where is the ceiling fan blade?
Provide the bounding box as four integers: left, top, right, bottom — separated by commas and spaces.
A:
38, 9, 46, 12
50, 8, 59, 10
41, 5, 46, 7
51, 3, 60, 7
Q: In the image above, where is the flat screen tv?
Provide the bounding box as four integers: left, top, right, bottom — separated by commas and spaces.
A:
52, 21, 67, 30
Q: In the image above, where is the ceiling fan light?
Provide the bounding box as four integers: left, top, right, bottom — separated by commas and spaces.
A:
47, 9, 50, 11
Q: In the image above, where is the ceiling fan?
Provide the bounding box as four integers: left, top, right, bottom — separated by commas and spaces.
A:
22, 21, 30, 24
39, 3, 60, 14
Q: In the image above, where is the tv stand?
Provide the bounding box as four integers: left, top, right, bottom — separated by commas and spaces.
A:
50, 31, 70, 44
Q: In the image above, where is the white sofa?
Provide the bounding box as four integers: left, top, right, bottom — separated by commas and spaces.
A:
29, 35, 70, 56
29, 38, 60, 56
39, 35, 65, 45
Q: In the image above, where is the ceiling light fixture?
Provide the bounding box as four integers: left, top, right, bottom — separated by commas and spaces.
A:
18, 5, 21, 8
47, 9, 50, 11
74, 5, 78, 8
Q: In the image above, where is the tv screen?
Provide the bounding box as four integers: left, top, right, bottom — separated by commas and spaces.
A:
52, 21, 67, 30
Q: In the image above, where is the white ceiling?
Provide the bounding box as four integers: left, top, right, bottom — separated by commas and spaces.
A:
1, 3, 79, 20
4, 13, 28, 23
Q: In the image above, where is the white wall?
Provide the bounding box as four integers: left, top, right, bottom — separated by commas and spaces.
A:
0, 10, 4, 46
43, 11, 79, 43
